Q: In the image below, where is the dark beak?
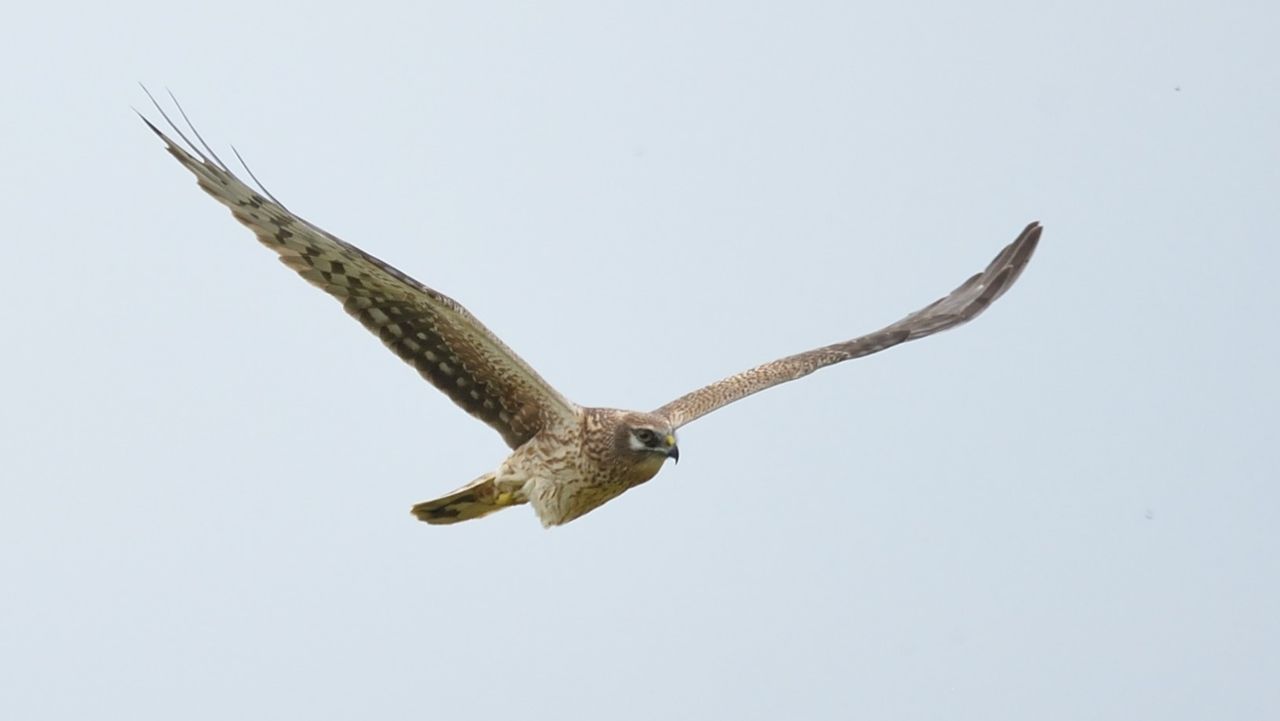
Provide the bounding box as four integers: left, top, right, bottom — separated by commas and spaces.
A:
667, 445, 680, 464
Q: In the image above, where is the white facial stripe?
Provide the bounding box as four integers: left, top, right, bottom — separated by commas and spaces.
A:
629, 428, 670, 452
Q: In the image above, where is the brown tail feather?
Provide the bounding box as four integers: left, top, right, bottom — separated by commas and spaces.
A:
411, 473, 521, 525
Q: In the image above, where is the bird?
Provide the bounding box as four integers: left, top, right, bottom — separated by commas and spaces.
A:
140, 92, 1041, 528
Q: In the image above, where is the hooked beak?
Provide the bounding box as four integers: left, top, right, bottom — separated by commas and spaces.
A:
665, 435, 679, 464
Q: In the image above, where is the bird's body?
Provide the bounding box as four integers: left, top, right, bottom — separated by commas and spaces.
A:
416, 409, 675, 526
141, 92, 1041, 528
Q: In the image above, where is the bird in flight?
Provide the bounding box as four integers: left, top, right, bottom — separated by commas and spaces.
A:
141, 92, 1041, 528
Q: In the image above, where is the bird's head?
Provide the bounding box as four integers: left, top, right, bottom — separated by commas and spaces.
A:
615, 411, 680, 467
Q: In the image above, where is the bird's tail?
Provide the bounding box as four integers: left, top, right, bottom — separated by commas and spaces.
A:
411, 472, 522, 525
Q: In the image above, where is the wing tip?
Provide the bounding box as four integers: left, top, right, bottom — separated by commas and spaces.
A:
1020, 220, 1044, 249
1013, 220, 1043, 266
134, 107, 165, 139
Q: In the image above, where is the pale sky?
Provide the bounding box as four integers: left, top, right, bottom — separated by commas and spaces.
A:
2, 2, 1278, 719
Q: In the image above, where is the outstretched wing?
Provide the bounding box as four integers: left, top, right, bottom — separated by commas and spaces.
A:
141, 97, 578, 449
654, 222, 1042, 428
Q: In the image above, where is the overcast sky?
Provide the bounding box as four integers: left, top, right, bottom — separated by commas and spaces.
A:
2, 2, 1278, 719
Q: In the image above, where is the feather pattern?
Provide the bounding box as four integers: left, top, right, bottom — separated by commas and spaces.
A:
654, 222, 1041, 428
140, 103, 578, 449
141, 90, 1041, 528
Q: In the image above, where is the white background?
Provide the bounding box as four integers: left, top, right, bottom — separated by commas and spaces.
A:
2, 2, 1277, 719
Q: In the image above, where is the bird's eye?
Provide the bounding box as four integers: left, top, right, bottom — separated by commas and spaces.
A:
634, 429, 657, 445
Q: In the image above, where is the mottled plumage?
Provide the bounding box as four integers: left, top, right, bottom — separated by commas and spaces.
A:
142, 93, 1041, 528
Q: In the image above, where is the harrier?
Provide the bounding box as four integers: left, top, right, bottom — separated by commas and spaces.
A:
141, 95, 1041, 528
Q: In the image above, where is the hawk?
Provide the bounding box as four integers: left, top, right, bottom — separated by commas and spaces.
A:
141, 95, 1041, 528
